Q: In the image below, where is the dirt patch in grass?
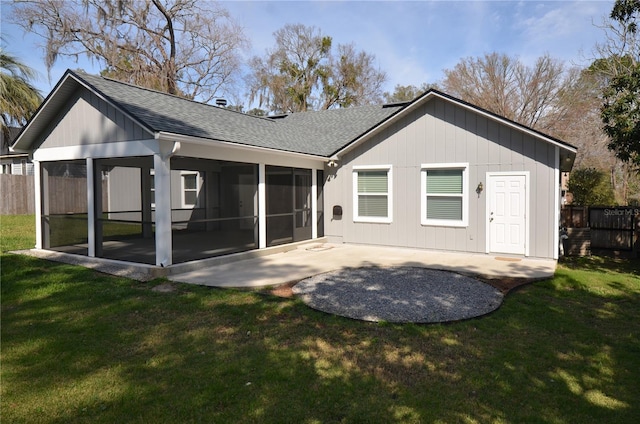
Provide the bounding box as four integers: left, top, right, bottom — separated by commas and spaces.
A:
267, 281, 297, 298
479, 277, 535, 294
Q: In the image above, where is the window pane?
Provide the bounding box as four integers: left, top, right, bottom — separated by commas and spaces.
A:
184, 190, 197, 205
426, 196, 462, 220
427, 169, 462, 194
183, 174, 197, 190
359, 195, 388, 217
358, 171, 388, 193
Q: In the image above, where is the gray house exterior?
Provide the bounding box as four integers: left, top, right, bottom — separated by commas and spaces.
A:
12, 70, 575, 270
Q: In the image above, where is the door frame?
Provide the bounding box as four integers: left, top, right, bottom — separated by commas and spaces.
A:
485, 171, 530, 256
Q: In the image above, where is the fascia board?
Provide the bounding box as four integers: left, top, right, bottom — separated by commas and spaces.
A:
157, 131, 329, 162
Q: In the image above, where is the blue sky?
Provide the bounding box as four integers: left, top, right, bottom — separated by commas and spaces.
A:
1, 0, 614, 101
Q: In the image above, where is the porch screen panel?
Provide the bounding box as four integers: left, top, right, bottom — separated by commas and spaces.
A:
171, 159, 258, 263
42, 160, 89, 254
98, 159, 154, 265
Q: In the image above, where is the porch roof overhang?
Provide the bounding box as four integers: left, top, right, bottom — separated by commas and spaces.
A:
155, 131, 329, 162
330, 90, 578, 172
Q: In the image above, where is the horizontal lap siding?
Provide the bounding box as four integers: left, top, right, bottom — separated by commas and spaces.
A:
327, 97, 558, 258
37, 89, 150, 149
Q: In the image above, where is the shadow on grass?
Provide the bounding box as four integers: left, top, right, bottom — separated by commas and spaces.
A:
559, 255, 640, 275
2, 253, 640, 423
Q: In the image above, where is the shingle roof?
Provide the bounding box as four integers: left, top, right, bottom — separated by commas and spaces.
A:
74, 71, 403, 157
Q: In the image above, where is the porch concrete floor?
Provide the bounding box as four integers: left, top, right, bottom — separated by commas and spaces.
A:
168, 243, 557, 288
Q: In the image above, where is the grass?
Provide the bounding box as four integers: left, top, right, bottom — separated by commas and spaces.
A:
2, 215, 639, 423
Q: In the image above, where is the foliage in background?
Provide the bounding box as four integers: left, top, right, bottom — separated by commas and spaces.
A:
596, 0, 640, 170
11, 0, 248, 103
441, 52, 576, 133
382, 83, 435, 103
248, 24, 387, 113
0, 47, 42, 148
568, 167, 617, 206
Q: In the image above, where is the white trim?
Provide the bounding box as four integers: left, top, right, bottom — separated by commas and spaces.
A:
86, 158, 95, 257
33, 140, 158, 161
34, 160, 42, 249
154, 153, 173, 267
157, 132, 329, 162
333, 91, 577, 159
420, 162, 469, 227
258, 164, 266, 248
352, 165, 393, 224
554, 146, 560, 260
312, 170, 318, 239
485, 171, 530, 257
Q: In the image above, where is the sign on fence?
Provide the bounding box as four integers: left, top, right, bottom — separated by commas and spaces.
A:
590, 207, 639, 252
561, 206, 639, 257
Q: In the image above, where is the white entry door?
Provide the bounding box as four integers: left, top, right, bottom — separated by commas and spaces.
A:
488, 173, 528, 255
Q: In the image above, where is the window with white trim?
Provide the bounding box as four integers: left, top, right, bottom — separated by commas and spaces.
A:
181, 172, 200, 208
150, 170, 156, 209
421, 163, 468, 227
353, 166, 392, 223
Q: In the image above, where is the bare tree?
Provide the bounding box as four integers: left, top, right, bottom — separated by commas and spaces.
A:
248, 24, 386, 113
383, 83, 434, 103
441, 53, 571, 132
11, 0, 248, 103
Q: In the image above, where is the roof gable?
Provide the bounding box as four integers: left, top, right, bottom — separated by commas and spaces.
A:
332, 89, 577, 171
12, 71, 575, 170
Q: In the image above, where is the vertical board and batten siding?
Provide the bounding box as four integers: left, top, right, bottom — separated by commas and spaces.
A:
324, 97, 558, 259
35, 88, 150, 150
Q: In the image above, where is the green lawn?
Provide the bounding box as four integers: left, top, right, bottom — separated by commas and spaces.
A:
1, 215, 639, 423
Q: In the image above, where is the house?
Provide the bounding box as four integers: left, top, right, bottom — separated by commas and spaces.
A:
1, 127, 33, 175
11, 70, 576, 271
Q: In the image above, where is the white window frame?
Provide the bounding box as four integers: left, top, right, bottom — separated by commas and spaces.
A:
352, 165, 393, 223
149, 169, 156, 209
421, 162, 469, 227
180, 171, 201, 208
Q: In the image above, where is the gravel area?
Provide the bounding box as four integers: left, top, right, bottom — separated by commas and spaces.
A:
292, 267, 504, 323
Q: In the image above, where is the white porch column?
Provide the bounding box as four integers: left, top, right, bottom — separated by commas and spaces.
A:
258, 163, 266, 248
154, 153, 173, 267
86, 158, 96, 257
34, 160, 43, 249
311, 170, 318, 239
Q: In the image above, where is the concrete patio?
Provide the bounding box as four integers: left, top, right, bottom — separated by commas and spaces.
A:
18, 242, 558, 288
168, 243, 557, 288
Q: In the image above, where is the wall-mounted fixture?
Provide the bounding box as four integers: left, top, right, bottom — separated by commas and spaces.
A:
333, 205, 343, 217
327, 160, 339, 168
476, 182, 483, 194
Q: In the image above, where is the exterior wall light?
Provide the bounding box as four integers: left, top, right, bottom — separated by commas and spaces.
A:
476, 182, 483, 194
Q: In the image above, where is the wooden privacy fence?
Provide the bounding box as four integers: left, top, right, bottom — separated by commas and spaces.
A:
1, 174, 35, 215
561, 205, 640, 257
1, 175, 108, 215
